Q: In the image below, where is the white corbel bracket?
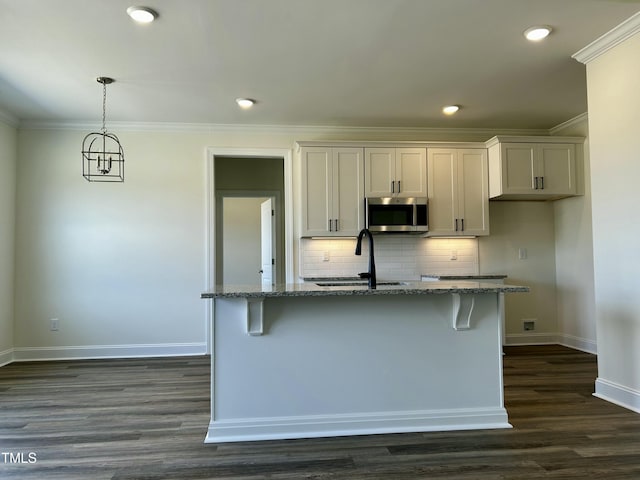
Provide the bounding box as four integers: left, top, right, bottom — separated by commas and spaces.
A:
452, 293, 475, 330
246, 297, 265, 336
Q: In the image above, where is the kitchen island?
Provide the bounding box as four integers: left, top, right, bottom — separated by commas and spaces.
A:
201, 281, 528, 443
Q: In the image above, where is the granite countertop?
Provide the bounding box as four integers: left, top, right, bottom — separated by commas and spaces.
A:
201, 280, 529, 299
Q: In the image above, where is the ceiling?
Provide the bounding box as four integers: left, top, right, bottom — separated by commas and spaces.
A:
1, 0, 639, 130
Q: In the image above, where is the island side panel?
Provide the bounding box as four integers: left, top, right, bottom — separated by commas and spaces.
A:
208, 293, 507, 443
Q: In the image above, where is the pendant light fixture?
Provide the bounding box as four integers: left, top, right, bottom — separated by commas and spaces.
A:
82, 77, 125, 182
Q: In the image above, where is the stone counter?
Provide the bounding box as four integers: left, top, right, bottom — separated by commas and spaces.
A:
201, 280, 528, 299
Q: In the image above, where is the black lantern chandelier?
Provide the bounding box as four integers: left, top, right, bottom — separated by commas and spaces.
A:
82, 77, 125, 182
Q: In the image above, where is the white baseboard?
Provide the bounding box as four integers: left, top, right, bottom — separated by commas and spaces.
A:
0, 348, 14, 367
594, 378, 640, 414
205, 408, 511, 443
11, 343, 207, 362
505, 332, 597, 354
556, 333, 597, 354
505, 332, 559, 346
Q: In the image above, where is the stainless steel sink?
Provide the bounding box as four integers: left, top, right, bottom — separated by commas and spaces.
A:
315, 281, 406, 287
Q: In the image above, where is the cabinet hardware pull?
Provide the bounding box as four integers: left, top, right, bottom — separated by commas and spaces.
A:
391, 181, 395, 193
334, 219, 339, 231
397, 181, 401, 193
534, 176, 539, 190
461, 218, 464, 231
328, 219, 332, 232
540, 177, 544, 190
455, 219, 459, 231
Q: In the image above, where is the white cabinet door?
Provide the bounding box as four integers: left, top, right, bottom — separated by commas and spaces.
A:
457, 149, 489, 236
501, 144, 537, 194
332, 148, 365, 236
300, 147, 364, 237
427, 149, 457, 235
427, 148, 489, 236
538, 144, 576, 196
364, 148, 395, 197
365, 147, 427, 197
300, 147, 332, 237
396, 148, 428, 197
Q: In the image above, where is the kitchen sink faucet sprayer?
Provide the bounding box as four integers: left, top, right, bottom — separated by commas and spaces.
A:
355, 228, 377, 289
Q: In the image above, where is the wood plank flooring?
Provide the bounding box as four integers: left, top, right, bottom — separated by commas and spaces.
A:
1, 345, 640, 479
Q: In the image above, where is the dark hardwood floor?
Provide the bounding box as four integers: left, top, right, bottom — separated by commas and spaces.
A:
1, 345, 640, 479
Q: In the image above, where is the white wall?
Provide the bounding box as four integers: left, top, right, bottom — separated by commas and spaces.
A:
581, 28, 640, 411
552, 118, 596, 353
0, 120, 17, 364
478, 202, 558, 342
13, 129, 212, 358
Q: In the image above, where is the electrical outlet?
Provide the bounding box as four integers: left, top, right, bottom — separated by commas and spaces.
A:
450, 250, 458, 261
50, 318, 59, 331
523, 319, 536, 331
323, 251, 330, 262
518, 248, 528, 260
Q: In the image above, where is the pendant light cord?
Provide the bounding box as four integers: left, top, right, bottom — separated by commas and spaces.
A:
102, 81, 107, 134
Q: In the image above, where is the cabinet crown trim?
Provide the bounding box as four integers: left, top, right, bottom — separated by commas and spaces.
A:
296, 140, 487, 150
484, 135, 585, 148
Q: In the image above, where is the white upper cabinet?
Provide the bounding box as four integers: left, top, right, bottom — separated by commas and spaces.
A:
364, 147, 427, 197
427, 148, 489, 236
487, 136, 583, 200
300, 147, 364, 237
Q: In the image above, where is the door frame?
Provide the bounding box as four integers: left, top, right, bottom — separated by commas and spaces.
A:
205, 147, 294, 354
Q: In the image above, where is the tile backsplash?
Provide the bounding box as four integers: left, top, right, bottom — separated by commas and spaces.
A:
300, 236, 479, 280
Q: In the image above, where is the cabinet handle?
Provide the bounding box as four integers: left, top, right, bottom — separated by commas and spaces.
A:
328, 219, 332, 232
461, 218, 464, 232
334, 219, 339, 231
391, 181, 395, 193
455, 219, 459, 232
397, 181, 401, 193
540, 177, 544, 190
534, 176, 539, 190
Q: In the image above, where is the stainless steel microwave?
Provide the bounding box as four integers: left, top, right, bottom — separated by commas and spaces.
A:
365, 197, 428, 233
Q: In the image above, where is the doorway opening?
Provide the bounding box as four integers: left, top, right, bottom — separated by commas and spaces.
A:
206, 147, 293, 287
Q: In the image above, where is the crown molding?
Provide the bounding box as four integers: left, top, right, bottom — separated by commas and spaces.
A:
0, 109, 19, 127
18, 119, 548, 139
549, 112, 588, 136
573, 11, 640, 64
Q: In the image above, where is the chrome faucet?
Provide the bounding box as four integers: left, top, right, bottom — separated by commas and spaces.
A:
355, 228, 376, 289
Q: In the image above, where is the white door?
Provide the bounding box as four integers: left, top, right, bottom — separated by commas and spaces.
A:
260, 198, 275, 286
396, 148, 427, 197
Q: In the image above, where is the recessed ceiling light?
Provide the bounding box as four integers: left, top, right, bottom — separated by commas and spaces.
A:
126, 6, 158, 23
442, 105, 460, 115
524, 26, 552, 41
236, 98, 256, 109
